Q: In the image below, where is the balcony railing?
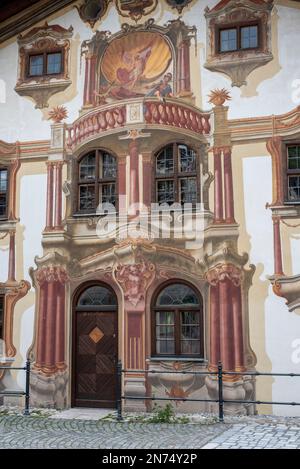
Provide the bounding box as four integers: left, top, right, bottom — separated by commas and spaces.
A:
66, 97, 212, 150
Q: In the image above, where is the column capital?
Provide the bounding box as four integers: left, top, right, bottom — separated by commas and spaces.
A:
206, 263, 243, 287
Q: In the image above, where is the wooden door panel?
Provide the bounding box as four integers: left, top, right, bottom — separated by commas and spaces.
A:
74, 311, 117, 407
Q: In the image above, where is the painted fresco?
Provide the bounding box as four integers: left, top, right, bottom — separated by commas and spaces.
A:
98, 32, 173, 102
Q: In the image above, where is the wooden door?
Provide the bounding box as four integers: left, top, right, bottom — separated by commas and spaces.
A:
73, 310, 118, 408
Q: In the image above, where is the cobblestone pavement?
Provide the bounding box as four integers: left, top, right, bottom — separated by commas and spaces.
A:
0, 414, 300, 449
0, 415, 227, 449
202, 419, 300, 449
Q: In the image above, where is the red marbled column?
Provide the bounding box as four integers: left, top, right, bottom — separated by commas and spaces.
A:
209, 283, 220, 370
55, 282, 66, 370
231, 283, 245, 370
178, 40, 191, 94
83, 55, 97, 106
44, 280, 57, 373
45, 162, 54, 231
118, 155, 127, 216
8, 230, 16, 282
273, 215, 284, 275
54, 162, 63, 230
219, 278, 234, 371
213, 148, 224, 222
35, 281, 48, 369
129, 139, 140, 210
142, 153, 152, 208
223, 147, 235, 223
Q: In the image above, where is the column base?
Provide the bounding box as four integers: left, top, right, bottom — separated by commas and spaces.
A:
205, 375, 256, 416
123, 376, 146, 412
30, 369, 68, 409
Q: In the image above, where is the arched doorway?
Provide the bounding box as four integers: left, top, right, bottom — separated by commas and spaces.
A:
72, 283, 118, 408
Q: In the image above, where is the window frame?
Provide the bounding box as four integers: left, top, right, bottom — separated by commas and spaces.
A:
151, 281, 204, 359
0, 294, 4, 341
0, 166, 9, 221
286, 143, 300, 203
75, 149, 118, 215
26, 49, 64, 78
217, 21, 261, 54
153, 142, 200, 206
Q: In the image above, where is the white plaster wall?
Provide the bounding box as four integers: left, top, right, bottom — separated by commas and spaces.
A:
0, 1, 300, 141
0, 244, 8, 282
243, 156, 300, 416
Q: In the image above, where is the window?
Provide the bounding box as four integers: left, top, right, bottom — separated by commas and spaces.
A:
28, 51, 63, 77
152, 282, 203, 357
0, 167, 8, 219
287, 145, 300, 201
77, 285, 117, 308
219, 24, 259, 53
77, 150, 117, 213
155, 143, 199, 205
0, 295, 4, 340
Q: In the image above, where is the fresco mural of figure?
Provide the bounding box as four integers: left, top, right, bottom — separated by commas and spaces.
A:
146, 72, 173, 100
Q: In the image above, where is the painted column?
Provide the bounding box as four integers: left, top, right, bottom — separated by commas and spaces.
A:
213, 147, 224, 222
232, 283, 245, 371
142, 152, 152, 208
178, 39, 191, 96
54, 162, 63, 230
209, 283, 220, 370
129, 139, 140, 211
219, 278, 235, 371
273, 215, 284, 275
83, 54, 97, 106
118, 154, 127, 215
7, 230, 16, 282
223, 147, 235, 223
55, 273, 68, 371
44, 279, 57, 374
45, 162, 54, 231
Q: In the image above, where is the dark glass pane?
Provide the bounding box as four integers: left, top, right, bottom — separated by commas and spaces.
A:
156, 145, 174, 175
155, 311, 175, 325
156, 340, 175, 354
0, 169, 8, 192
288, 176, 300, 201
29, 55, 43, 76
288, 146, 300, 170
79, 185, 95, 210
79, 153, 96, 181
220, 28, 237, 52
101, 153, 116, 178
156, 284, 199, 306
241, 25, 258, 49
100, 183, 116, 206
179, 145, 196, 173
182, 311, 200, 325
181, 340, 200, 354
78, 285, 117, 306
157, 180, 175, 205
47, 52, 62, 74
0, 295, 4, 340
180, 178, 197, 204
0, 194, 7, 217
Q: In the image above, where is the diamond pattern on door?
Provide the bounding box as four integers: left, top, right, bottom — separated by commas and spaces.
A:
89, 326, 104, 344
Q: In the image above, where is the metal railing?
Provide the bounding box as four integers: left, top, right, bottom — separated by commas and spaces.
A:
116, 361, 300, 422
0, 359, 30, 415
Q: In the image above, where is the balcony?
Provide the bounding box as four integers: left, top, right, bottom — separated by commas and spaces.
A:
66, 97, 212, 151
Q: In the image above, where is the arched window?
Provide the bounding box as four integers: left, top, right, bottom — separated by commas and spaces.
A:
77, 285, 117, 309
77, 150, 117, 213
0, 167, 9, 219
154, 143, 199, 205
152, 282, 203, 357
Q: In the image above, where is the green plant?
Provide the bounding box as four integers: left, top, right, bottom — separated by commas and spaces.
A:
148, 403, 179, 424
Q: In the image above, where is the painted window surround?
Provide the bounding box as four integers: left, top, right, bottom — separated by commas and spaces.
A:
15, 22, 73, 109
204, 0, 274, 87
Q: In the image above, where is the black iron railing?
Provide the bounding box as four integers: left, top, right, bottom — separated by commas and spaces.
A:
0, 359, 30, 415
116, 361, 300, 422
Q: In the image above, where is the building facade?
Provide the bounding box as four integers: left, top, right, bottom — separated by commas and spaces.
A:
0, 0, 300, 415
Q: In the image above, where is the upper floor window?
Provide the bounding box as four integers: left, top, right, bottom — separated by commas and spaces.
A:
0, 167, 8, 219
287, 145, 300, 202
219, 24, 259, 53
28, 51, 63, 77
152, 282, 203, 358
77, 150, 117, 213
0, 295, 4, 340
154, 143, 199, 205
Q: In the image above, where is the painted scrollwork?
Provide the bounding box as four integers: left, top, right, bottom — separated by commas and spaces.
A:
206, 263, 244, 286
115, 259, 155, 306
